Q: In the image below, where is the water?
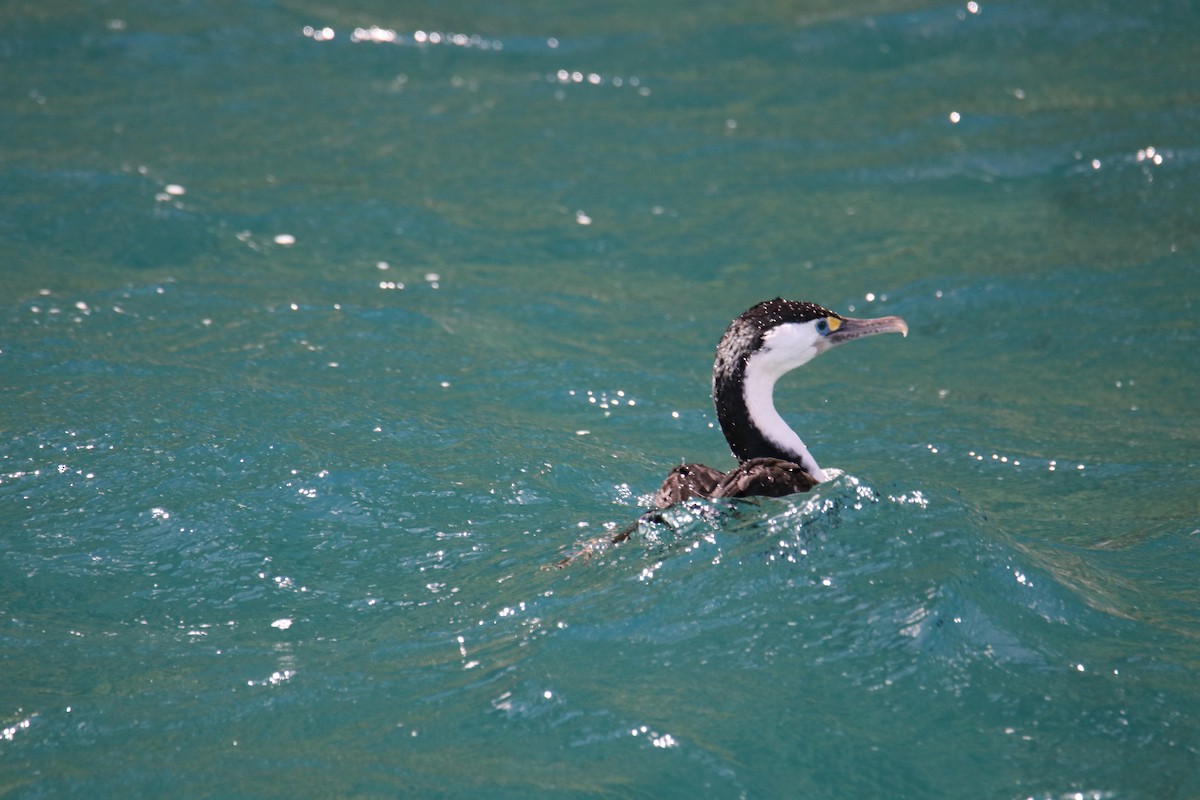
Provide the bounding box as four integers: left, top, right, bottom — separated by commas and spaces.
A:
2, 0, 1198, 797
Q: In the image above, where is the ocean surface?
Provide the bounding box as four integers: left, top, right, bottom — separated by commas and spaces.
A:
2, 0, 1198, 797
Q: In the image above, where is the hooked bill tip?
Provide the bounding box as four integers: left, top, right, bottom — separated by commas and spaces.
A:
881, 316, 908, 338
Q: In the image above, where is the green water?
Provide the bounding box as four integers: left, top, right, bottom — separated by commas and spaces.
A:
2, 1, 1198, 797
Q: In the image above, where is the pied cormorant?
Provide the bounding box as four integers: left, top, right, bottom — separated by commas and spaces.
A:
657, 297, 907, 510
555, 298, 908, 565
653, 298, 908, 508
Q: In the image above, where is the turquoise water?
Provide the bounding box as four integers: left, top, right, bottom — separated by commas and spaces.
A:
3, 0, 1199, 797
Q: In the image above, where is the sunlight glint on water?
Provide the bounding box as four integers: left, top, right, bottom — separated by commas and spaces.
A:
1, 0, 1198, 797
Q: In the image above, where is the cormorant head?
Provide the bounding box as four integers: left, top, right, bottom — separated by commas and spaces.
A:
718, 298, 908, 380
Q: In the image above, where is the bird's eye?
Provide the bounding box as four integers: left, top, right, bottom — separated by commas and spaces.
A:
816, 317, 843, 335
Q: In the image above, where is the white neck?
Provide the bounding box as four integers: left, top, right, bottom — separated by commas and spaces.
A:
742, 353, 829, 483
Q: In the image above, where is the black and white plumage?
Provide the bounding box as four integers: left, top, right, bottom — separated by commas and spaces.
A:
554, 298, 908, 565
652, 298, 908, 508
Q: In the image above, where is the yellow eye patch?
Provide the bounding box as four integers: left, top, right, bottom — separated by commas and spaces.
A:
825, 317, 842, 332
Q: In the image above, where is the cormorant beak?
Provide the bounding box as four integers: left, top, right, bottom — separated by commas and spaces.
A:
827, 315, 909, 345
